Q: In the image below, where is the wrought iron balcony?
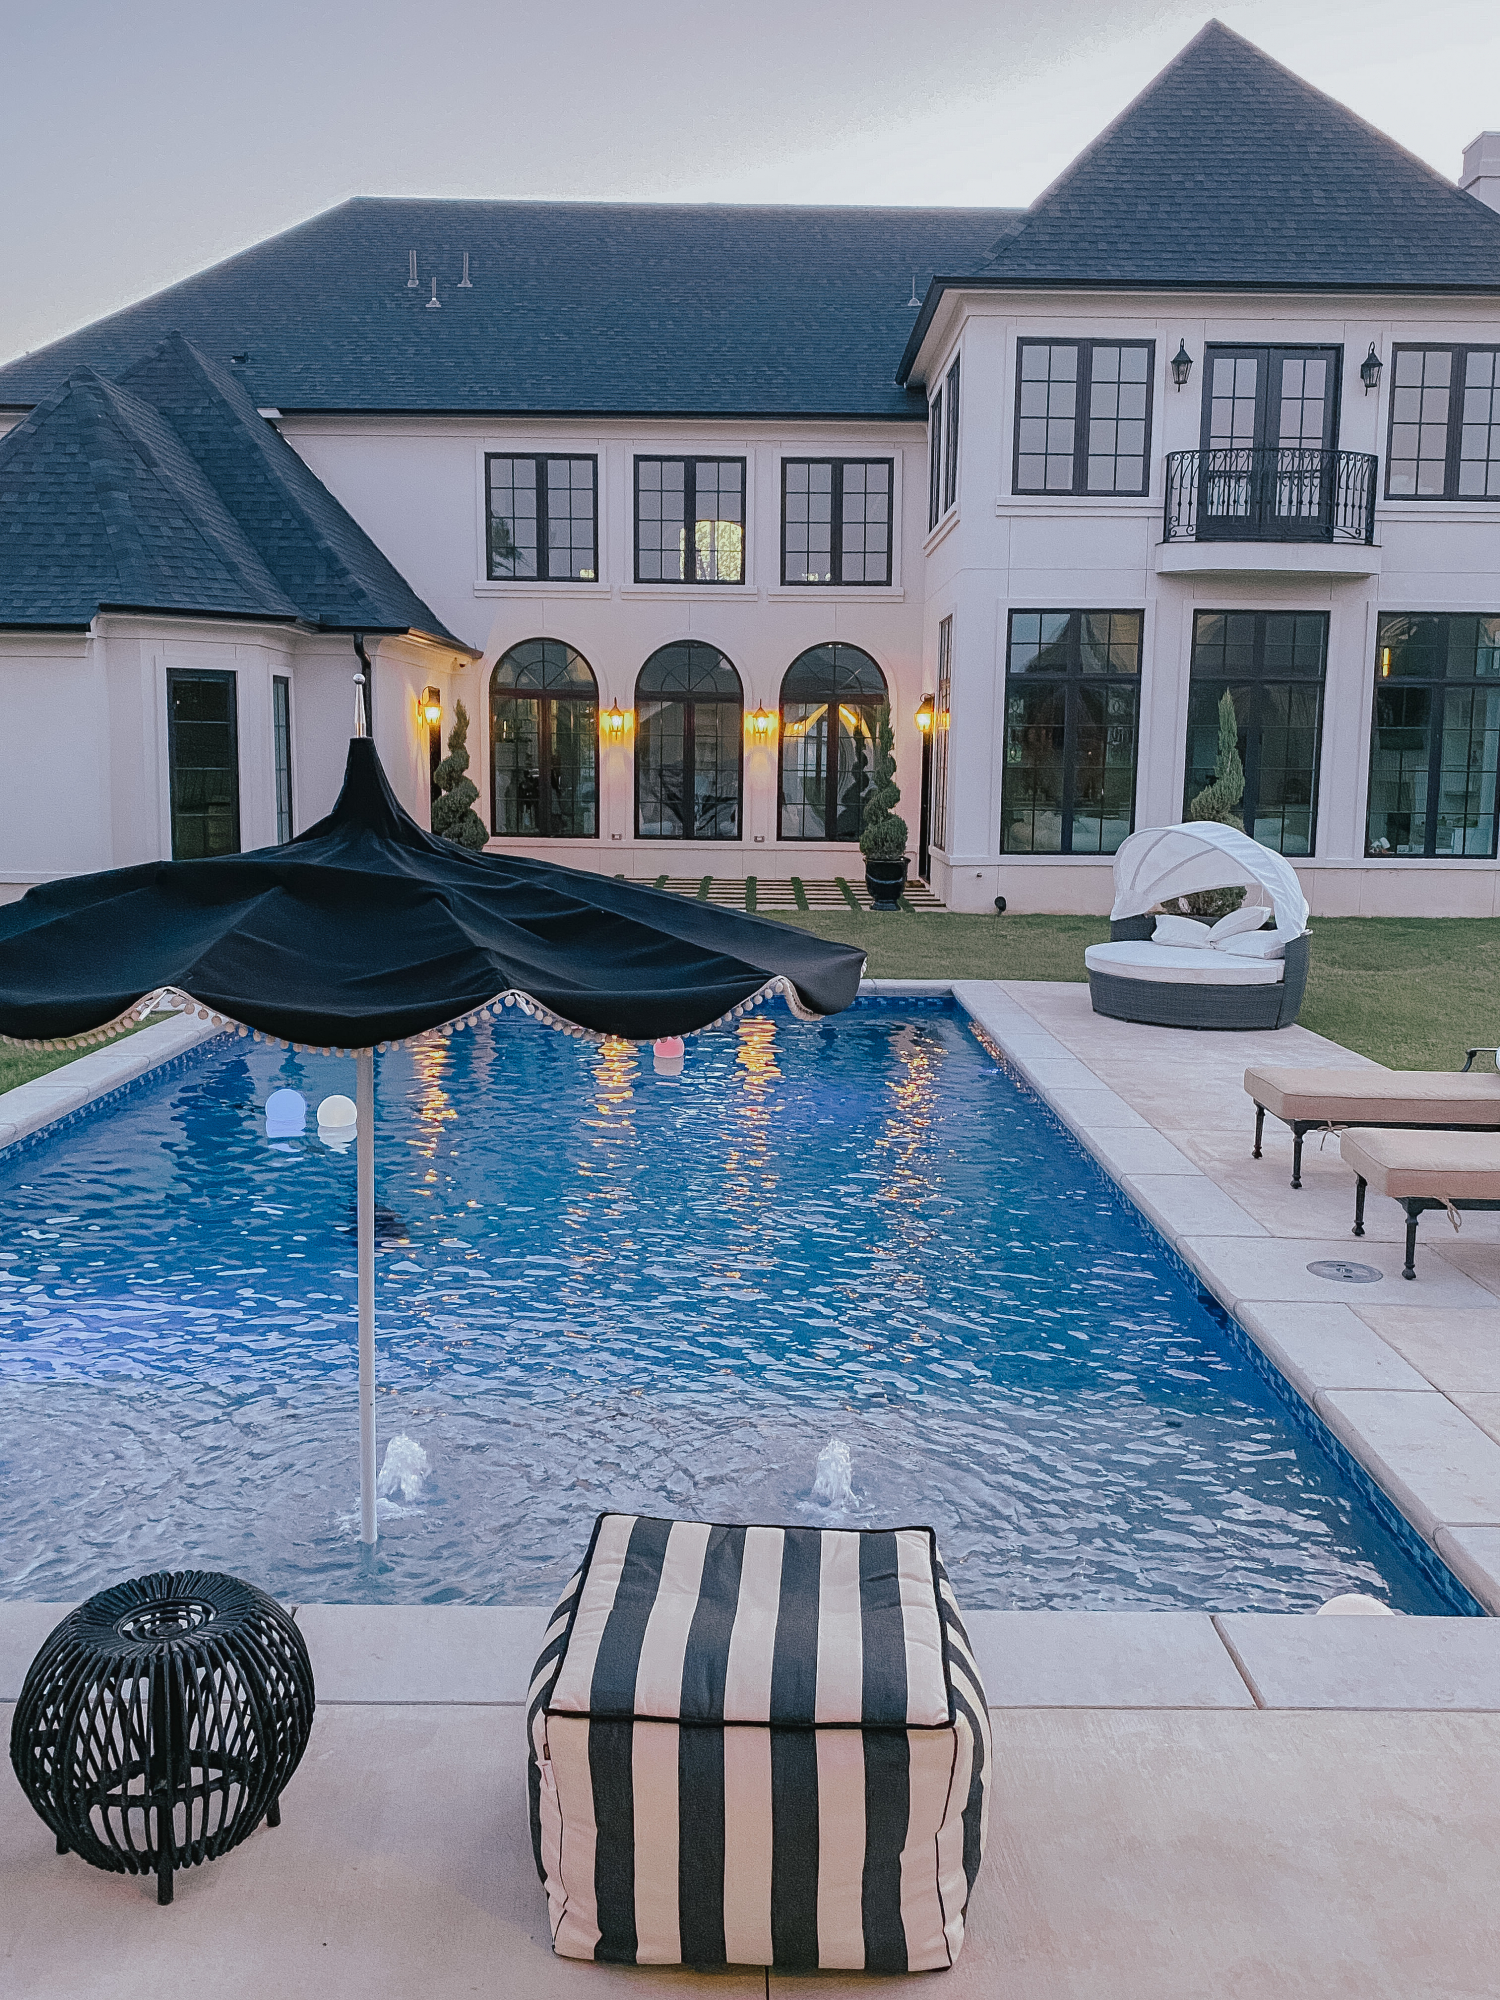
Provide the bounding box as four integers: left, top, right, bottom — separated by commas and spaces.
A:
1164, 448, 1378, 546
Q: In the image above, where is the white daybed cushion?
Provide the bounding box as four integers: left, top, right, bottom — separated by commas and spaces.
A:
1213, 929, 1289, 961
1151, 914, 1212, 946
1207, 904, 1272, 943
1085, 940, 1285, 986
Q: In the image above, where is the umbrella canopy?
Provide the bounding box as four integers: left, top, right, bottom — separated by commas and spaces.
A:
0, 738, 864, 1049
1109, 822, 1310, 937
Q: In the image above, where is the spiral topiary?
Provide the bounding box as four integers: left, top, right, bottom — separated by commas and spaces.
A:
858, 704, 909, 860
431, 698, 489, 850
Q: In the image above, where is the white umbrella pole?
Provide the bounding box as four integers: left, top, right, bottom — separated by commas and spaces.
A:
356, 1046, 377, 1545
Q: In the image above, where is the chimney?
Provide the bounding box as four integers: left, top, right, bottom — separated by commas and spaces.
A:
1460, 132, 1500, 214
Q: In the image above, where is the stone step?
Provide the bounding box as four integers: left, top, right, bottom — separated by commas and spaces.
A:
630, 876, 947, 912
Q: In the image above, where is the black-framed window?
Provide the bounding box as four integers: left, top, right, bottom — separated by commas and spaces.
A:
272, 675, 293, 843
1183, 611, 1328, 857
1014, 340, 1154, 495
635, 643, 742, 839
1366, 613, 1500, 858
166, 671, 239, 860
932, 615, 953, 853
943, 356, 960, 511
1002, 611, 1141, 855
927, 386, 943, 530
779, 643, 889, 841
634, 457, 745, 584
781, 459, 893, 585
489, 638, 598, 838
1387, 347, 1500, 500
486, 455, 598, 580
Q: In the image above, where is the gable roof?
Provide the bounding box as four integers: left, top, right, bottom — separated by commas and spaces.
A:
0, 203, 1020, 420
898, 19, 1500, 381
0, 334, 467, 640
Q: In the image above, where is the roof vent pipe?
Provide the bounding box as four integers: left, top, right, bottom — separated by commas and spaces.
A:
427, 276, 441, 311
407, 251, 419, 288
907, 272, 920, 308
1460, 132, 1500, 214
458, 253, 472, 288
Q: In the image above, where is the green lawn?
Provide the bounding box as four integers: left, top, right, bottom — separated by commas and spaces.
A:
0, 1018, 153, 1097
767, 912, 1500, 1072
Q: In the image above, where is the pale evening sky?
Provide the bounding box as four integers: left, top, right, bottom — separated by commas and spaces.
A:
2, 0, 1496, 365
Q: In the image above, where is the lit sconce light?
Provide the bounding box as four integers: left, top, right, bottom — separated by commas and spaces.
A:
747, 706, 777, 742
1361, 344, 1384, 395
419, 685, 443, 728
1380, 646, 1392, 678
600, 703, 629, 741
915, 694, 935, 734
1171, 341, 1194, 390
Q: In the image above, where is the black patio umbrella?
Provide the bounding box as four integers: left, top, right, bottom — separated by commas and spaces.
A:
0, 736, 864, 1541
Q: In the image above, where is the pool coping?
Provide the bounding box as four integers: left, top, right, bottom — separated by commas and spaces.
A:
3, 981, 1498, 1714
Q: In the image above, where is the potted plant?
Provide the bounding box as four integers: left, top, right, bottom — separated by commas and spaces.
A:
859, 704, 909, 909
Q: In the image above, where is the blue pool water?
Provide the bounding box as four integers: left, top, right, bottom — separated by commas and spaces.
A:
0, 1001, 1467, 1612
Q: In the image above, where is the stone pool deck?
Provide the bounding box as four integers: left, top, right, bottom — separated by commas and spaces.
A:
4, 984, 1500, 1993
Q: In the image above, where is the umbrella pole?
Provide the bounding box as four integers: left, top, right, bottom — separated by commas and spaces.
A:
356, 1046, 377, 1545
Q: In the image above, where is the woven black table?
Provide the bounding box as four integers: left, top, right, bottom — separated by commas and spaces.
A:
9, 1570, 315, 1905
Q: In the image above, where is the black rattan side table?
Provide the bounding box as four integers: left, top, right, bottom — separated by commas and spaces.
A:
9, 1570, 315, 1904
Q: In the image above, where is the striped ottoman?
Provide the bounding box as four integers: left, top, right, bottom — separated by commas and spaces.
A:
527, 1513, 990, 1971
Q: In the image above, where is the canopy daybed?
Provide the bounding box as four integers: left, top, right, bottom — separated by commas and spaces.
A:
1085, 822, 1311, 1030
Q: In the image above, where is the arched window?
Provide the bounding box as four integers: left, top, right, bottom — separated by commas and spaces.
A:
490, 639, 598, 838
779, 643, 888, 841
635, 643, 743, 840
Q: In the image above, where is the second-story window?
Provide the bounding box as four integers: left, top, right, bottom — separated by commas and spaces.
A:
634, 457, 745, 584
927, 386, 943, 530
486, 455, 597, 581
1015, 341, 1153, 495
1388, 347, 1500, 499
943, 356, 960, 511
781, 460, 893, 585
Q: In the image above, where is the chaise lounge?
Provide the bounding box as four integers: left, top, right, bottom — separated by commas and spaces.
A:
1245, 1050, 1500, 1186
1343, 1128, 1500, 1279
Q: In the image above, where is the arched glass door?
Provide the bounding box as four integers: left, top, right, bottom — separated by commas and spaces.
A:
635, 643, 743, 839
490, 639, 598, 837
778, 643, 888, 840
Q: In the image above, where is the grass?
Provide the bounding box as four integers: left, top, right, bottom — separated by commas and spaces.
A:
766, 911, 1500, 1071
0, 1017, 154, 1097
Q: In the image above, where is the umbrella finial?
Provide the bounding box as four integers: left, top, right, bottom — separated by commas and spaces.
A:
353, 674, 366, 739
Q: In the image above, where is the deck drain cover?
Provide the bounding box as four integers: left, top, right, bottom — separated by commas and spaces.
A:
1307, 1259, 1383, 1284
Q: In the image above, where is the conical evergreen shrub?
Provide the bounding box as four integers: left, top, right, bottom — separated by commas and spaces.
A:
859, 704, 909, 859
431, 699, 489, 850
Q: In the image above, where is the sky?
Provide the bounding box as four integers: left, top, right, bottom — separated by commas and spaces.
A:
2, 0, 1497, 364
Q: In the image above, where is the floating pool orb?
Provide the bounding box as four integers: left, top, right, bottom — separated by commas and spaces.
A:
264, 1088, 307, 1139
1316, 1592, 1395, 1616
316, 1094, 357, 1151
653, 1036, 685, 1077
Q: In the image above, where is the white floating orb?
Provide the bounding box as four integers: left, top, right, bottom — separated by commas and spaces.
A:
316, 1094, 357, 1149
264, 1088, 307, 1139
1316, 1592, 1395, 1616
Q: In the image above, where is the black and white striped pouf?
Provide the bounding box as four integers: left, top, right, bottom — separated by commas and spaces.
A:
527, 1513, 990, 1971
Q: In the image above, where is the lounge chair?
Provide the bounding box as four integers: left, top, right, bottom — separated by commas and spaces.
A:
1246, 1051, 1500, 1186
1343, 1128, 1500, 1279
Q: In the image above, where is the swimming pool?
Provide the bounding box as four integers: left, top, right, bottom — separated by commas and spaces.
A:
0, 999, 1471, 1612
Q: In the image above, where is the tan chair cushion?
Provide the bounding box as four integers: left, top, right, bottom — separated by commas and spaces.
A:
1340, 1128, 1500, 1200
1245, 1065, 1500, 1126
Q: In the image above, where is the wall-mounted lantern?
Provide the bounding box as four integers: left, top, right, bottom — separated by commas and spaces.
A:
600, 703, 630, 741
747, 706, 777, 742
915, 694, 935, 735
1170, 341, 1194, 390
419, 686, 442, 727
1360, 344, 1384, 395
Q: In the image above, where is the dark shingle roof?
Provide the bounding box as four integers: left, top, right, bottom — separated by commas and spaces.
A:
0, 333, 466, 639
898, 20, 1500, 380
0, 204, 1019, 419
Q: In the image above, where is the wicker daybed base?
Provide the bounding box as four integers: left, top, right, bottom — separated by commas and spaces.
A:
1086, 920, 1311, 1032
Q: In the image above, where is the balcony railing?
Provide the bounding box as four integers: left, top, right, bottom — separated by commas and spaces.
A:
1164, 448, 1378, 546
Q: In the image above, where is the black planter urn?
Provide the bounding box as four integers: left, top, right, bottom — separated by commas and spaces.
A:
864, 857, 908, 910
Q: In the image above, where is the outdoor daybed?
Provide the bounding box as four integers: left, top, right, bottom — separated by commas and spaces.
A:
1085, 823, 1311, 1031
1343, 1128, 1500, 1279
1245, 1053, 1500, 1187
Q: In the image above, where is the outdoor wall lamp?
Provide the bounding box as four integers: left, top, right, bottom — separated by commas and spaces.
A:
1171, 341, 1194, 390
747, 706, 777, 742
1361, 344, 1384, 394
600, 703, 629, 741
915, 694, 935, 734
419, 686, 442, 727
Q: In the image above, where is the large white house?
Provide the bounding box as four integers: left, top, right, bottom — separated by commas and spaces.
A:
2, 21, 1499, 914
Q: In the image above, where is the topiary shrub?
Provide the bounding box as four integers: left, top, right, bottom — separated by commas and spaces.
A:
1179, 689, 1245, 920
858, 704, 909, 860
431, 698, 489, 850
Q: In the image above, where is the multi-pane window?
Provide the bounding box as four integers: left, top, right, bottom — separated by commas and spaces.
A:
931, 616, 953, 853
272, 675, 293, 843
635, 643, 743, 839
1014, 341, 1153, 494
943, 357, 960, 511
781, 460, 893, 585
1387, 347, 1500, 499
779, 644, 889, 841
1002, 611, 1141, 855
167, 671, 240, 860
634, 457, 745, 584
1183, 612, 1328, 856
1366, 614, 1500, 858
927, 386, 943, 530
486, 455, 597, 580
489, 638, 598, 838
